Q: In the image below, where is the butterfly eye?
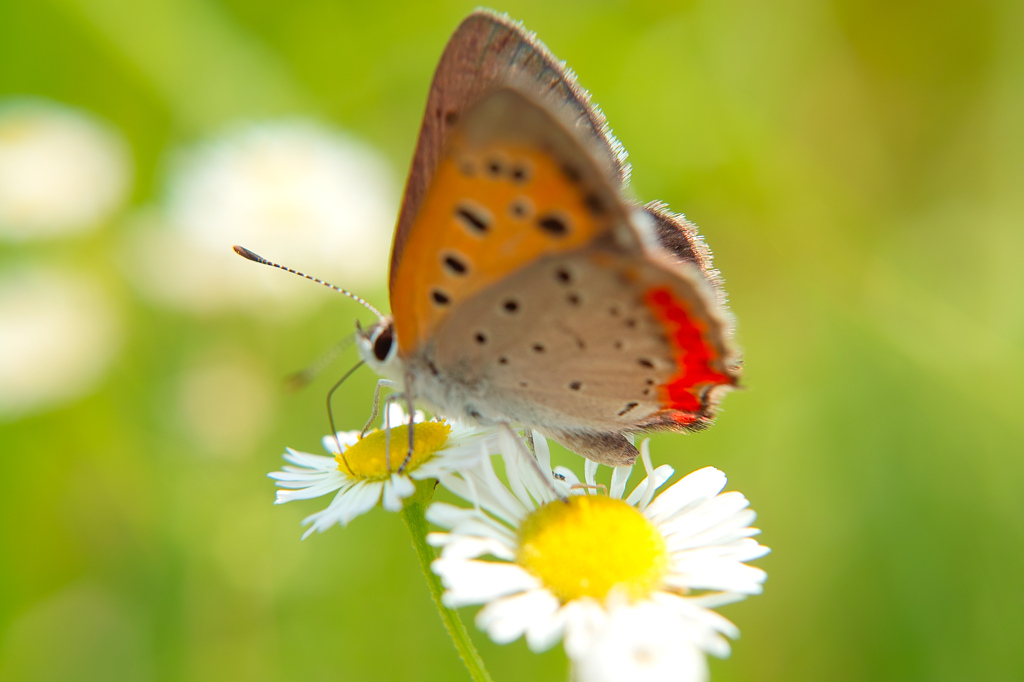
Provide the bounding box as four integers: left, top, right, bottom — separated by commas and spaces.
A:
373, 324, 395, 362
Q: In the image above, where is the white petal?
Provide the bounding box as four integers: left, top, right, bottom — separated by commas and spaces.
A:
659, 495, 755, 548
584, 459, 599, 488
424, 501, 479, 529
610, 464, 632, 500
303, 480, 382, 532
380, 474, 411, 512
668, 537, 770, 565
532, 430, 552, 474
273, 476, 347, 503
666, 559, 767, 594
569, 601, 711, 682
341, 480, 386, 522
475, 588, 560, 647
283, 448, 337, 469
651, 592, 741, 642
321, 432, 360, 454
439, 455, 529, 526
434, 535, 517, 561
384, 402, 412, 427
625, 441, 673, 510
644, 467, 727, 523
561, 599, 610, 658
684, 591, 750, 610
525, 600, 571, 653
436, 515, 516, 546
499, 428, 540, 507
269, 468, 335, 484
432, 559, 539, 607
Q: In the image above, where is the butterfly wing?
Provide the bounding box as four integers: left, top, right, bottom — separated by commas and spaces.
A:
390, 9, 629, 300
393, 88, 739, 464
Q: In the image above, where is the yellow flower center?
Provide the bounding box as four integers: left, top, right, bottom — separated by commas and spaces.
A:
336, 422, 451, 479
516, 495, 669, 603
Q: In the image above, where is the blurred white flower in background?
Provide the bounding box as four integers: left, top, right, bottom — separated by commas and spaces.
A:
176, 349, 275, 458
0, 268, 121, 420
0, 100, 132, 239
124, 120, 396, 315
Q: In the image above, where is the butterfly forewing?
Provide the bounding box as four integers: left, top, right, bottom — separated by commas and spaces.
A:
391, 89, 638, 354
390, 9, 628, 297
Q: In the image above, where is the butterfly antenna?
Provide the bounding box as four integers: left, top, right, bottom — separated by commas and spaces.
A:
232, 245, 386, 321
285, 334, 357, 391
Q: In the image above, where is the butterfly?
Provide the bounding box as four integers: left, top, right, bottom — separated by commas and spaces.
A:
351, 9, 740, 467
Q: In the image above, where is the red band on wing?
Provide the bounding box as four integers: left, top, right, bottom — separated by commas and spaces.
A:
644, 286, 732, 415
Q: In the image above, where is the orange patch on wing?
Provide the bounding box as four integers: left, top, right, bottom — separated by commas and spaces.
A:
392, 138, 614, 354
644, 286, 732, 414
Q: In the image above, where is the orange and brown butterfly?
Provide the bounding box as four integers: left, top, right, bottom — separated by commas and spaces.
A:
351, 9, 741, 467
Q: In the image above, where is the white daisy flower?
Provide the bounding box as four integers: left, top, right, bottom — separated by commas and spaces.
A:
270, 404, 498, 537
0, 100, 131, 239
126, 120, 395, 314
427, 433, 768, 680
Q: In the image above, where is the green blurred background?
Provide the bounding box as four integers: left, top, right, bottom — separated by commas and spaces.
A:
1, 0, 1021, 680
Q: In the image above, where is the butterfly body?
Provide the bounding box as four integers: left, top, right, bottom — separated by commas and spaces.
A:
357, 11, 739, 466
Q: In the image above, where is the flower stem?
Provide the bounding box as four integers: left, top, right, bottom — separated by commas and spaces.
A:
402, 480, 494, 682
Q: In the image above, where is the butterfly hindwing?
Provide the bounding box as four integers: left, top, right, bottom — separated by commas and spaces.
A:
429, 242, 738, 440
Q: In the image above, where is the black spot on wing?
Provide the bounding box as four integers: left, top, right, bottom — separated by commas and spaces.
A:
455, 203, 491, 234
584, 193, 606, 216
537, 213, 570, 236
618, 402, 639, 417
442, 253, 468, 275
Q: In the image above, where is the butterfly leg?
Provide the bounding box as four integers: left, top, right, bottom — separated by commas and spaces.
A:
382, 392, 396, 473
398, 383, 417, 474
375, 389, 409, 472
362, 378, 399, 437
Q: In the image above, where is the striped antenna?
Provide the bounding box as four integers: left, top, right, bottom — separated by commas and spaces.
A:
232, 245, 385, 321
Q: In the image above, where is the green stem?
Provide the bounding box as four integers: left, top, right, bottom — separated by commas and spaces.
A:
401, 481, 495, 682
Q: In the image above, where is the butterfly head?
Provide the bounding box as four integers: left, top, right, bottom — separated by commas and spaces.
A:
355, 316, 403, 380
